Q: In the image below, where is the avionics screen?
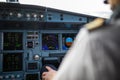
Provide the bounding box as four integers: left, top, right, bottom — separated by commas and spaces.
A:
42, 34, 59, 50
3, 32, 23, 50
28, 62, 38, 70
62, 34, 76, 50
26, 73, 39, 80
3, 53, 23, 72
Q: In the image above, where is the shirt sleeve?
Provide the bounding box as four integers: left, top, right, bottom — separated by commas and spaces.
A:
53, 27, 117, 80
53, 28, 95, 80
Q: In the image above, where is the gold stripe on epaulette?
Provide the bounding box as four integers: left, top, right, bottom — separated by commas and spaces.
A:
85, 18, 105, 31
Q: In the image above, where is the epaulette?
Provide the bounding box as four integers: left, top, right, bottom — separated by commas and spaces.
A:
85, 18, 105, 31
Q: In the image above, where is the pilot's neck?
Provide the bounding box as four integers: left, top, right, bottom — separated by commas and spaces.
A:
110, 5, 120, 22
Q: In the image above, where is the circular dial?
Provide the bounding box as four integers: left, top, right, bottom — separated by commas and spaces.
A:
42, 34, 59, 50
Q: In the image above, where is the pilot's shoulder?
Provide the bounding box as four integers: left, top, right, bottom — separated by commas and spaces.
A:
85, 18, 105, 31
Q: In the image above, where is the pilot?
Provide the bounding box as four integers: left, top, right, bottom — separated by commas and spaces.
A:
42, 0, 120, 80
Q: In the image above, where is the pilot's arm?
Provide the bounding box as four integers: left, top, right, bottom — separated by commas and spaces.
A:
41, 26, 89, 80
42, 18, 113, 80
53, 18, 118, 80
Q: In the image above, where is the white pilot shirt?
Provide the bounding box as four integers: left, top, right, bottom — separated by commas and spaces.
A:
53, 24, 120, 80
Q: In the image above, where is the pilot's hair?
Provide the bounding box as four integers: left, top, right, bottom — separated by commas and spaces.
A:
53, 25, 120, 80
104, 0, 108, 4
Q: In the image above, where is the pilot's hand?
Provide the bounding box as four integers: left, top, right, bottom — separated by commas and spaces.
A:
42, 66, 57, 80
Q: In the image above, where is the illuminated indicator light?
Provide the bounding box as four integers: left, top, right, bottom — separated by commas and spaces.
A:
33, 14, 37, 18
41, 15, 44, 18
17, 75, 20, 78
17, 13, 22, 18
9, 12, 13, 16
26, 14, 30, 18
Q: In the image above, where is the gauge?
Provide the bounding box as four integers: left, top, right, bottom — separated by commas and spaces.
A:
42, 34, 59, 50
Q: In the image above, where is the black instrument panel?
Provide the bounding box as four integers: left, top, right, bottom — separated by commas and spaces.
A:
3, 32, 23, 50
3, 53, 23, 72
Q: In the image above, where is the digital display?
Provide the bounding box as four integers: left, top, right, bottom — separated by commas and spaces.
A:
27, 41, 34, 48
62, 34, 76, 50
42, 34, 59, 50
3, 32, 23, 50
26, 73, 39, 80
28, 62, 38, 70
3, 53, 23, 72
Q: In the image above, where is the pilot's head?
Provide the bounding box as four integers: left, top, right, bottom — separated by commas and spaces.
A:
104, 0, 120, 10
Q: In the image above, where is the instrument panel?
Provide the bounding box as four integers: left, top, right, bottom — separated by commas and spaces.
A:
0, 2, 97, 80
3, 53, 23, 72
0, 30, 78, 80
3, 32, 23, 50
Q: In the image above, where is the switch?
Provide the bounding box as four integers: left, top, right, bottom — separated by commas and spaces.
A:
33, 54, 40, 60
